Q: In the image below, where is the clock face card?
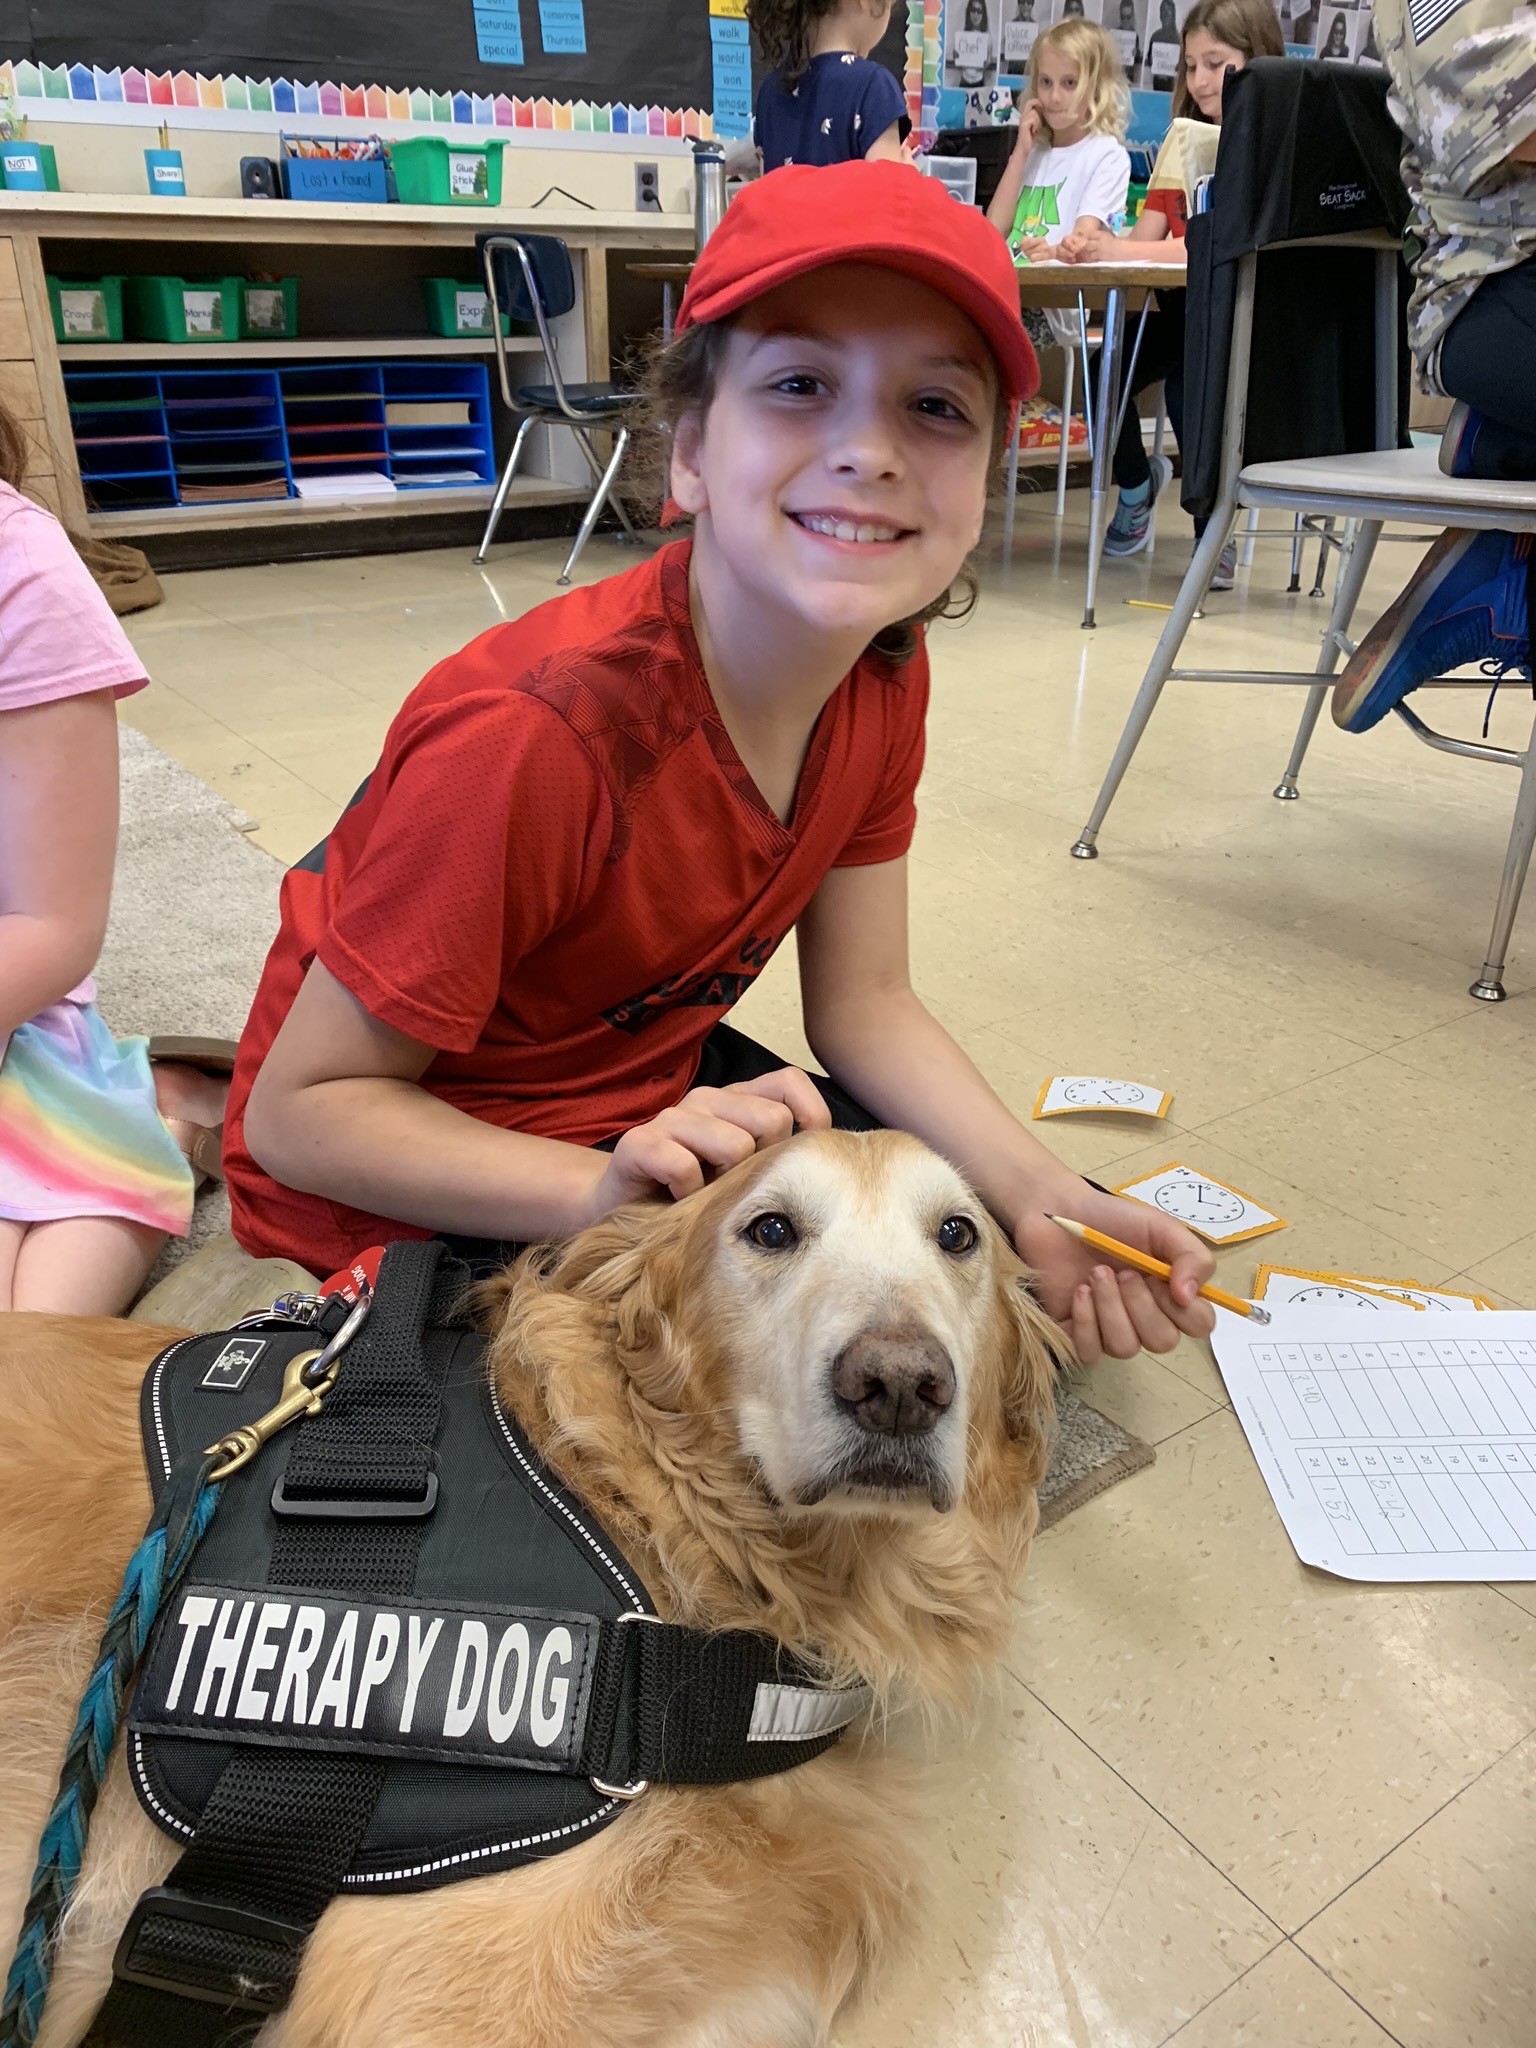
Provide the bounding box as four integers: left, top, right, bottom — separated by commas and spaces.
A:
1253, 1265, 1498, 1313
1113, 1161, 1287, 1246
1033, 1075, 1173, 1119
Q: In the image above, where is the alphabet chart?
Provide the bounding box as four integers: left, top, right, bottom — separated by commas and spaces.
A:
1210, 1307, 1536, 1580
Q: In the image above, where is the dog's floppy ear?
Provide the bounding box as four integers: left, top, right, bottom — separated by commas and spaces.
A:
993, 1253, 1070, 1457
492, 1196, 702, 1411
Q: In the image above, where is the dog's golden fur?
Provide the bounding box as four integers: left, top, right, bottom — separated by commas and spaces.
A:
0, 1131, 1067, 2047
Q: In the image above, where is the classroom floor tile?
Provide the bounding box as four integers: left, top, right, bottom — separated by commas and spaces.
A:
832, 1684, 1282, 2048
1294, 1734, 1536, 2048
120, 484, 1535, 2046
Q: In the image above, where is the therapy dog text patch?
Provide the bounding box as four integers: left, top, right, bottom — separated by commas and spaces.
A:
130, 1583, 600, 1771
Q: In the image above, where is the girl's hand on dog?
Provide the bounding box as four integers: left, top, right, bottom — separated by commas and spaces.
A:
592, 1069, 831, 1214
1015, 1185, 1216, 1365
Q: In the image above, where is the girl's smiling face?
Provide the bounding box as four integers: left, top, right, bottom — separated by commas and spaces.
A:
670, 265, 998, 649
1182, 27, 1246, 117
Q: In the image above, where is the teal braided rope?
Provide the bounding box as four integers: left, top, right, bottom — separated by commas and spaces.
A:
0, 1455, 222, 2048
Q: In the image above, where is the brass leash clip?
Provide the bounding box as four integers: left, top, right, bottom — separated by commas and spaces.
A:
204, 1285, 372, 1481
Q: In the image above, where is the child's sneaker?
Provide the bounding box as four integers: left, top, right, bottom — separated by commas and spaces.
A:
1206, 534, 1238, 591
1102, 455, 1172, 558
1438, 398, 1536, 481
1332, 528, 1532, 733
1439, 399, 1481, 478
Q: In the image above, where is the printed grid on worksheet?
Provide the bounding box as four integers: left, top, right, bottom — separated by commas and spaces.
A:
1248, 1334, 1536, 1558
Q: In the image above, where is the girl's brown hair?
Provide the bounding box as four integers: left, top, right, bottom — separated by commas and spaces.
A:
0, 399, 27, 493
637, 317, 1012, 663
1171, 0, 1283, 118
745, 0, 844, 86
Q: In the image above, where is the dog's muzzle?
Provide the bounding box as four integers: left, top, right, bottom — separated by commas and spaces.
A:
801, 1326, 960, 1509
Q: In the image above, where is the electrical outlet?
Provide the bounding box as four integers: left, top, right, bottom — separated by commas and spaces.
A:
634, 161, 661, 212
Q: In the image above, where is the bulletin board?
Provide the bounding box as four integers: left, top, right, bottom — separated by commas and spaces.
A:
0, 0, 716, 110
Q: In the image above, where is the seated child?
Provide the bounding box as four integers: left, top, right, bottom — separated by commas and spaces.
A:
227, 161, 1216, 1367
1057, 0, 1284, 587
986, 18, 1131, 271
749, 0, 910, 172
0, 416, 225, 1312
986, 17, 1131, 373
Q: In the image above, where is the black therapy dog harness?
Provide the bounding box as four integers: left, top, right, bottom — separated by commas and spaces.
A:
98, 1241, 867, 2046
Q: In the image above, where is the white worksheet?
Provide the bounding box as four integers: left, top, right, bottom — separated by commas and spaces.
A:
1211, 1307, 1536, 1581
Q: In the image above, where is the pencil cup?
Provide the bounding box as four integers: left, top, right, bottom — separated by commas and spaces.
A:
144, 148, 186, 196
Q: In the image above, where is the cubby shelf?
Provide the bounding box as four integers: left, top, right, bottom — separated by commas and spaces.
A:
58, 336, 544, 362
64, 358, 498, 510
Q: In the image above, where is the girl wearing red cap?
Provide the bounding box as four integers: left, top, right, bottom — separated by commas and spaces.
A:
226, 160, 1215, 1365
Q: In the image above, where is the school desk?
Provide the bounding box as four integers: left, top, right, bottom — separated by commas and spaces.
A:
1014, 254, 1187, 629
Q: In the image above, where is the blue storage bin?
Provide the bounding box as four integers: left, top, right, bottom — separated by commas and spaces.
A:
278, 155, 389, 204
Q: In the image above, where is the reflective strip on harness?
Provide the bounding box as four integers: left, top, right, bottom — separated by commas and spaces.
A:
748, 1680, 872, 1744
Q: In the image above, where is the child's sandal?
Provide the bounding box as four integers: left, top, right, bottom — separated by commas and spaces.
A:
147, 1036, 238, 1185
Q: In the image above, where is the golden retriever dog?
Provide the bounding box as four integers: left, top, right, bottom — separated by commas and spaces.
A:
1, 1128, 1068, 2048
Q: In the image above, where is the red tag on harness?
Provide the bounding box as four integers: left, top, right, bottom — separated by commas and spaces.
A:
319, 1245, 387, 1304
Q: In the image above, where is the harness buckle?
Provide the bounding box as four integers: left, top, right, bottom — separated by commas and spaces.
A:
204, 1286, 373, 1481
112, 1886, 309, 2012
270, 1467, 439, 1520
588, 1609, 662, 1802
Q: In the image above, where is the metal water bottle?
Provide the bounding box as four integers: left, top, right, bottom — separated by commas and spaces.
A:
692, 139, 728, 252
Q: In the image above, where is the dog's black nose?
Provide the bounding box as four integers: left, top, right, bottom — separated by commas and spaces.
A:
831, 1328, 956, 1436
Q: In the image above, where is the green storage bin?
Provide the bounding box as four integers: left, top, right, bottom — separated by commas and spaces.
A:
389, 137, 505, 207
419, 276, 514, 338
47, 275, 125, 344
240, 277, 299, 339
124, 274, 244, 344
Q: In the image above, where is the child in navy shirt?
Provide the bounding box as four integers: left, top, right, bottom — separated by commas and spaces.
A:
749, 0, 910, 171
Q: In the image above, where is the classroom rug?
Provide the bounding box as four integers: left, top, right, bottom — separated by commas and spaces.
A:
97, 727, 1156, 1522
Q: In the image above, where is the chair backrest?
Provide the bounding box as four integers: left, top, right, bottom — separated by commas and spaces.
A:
1207, 58, 1408, 263
1178, 60, 1411, 520
478, 232, 577, 325
477, 232, 579, 412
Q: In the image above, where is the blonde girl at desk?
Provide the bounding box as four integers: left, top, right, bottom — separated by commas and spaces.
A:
1056, 0, 1284, 580
986, 18, 1131, 271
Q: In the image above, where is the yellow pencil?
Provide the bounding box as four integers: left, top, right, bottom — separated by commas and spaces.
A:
1046, 1214, 1270, 1323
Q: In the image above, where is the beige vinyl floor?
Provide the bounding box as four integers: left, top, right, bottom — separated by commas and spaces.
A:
120, 484, 1536, 2048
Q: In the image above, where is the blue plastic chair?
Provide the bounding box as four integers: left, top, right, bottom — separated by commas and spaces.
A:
475, 232, 640, 582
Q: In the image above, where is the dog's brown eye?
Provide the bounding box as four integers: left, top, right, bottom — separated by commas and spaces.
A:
936, 1215, 978, 1256
745, 1212, 798, 1252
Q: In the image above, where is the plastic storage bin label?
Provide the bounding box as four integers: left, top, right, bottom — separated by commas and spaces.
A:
5, 152, 41, 176
244, 288, 288, 333
183, 290, 225, 337
59, 290, 108, 338
449, 151, 489, 199
454, 289, 492, 334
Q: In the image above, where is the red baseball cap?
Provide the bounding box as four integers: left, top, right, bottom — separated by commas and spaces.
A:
676, 160, 1039, 404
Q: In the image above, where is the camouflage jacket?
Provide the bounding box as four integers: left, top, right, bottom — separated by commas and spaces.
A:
1372, 0, 1536, 387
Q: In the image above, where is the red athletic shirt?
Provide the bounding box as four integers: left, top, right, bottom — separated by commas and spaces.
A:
226, 539, 928, 1272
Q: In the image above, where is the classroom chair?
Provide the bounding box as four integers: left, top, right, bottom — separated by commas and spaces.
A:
1066, 63, 1536, 1002
475, 232, 640, 582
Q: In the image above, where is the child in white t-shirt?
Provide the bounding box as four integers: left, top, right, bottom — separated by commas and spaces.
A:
985, 19, 1130, 273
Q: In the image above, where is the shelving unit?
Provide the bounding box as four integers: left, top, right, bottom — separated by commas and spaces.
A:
2, 189, 691, 553
57, 335, 544, 363
62, 358, 497, 509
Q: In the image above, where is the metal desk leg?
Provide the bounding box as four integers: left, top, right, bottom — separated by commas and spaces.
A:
1470, 701, 1536, 1001
662, 282, 675, 344
1082, 286, 1124, 630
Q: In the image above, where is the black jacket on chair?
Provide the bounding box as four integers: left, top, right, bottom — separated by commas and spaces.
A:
1179, 60, 1412, 521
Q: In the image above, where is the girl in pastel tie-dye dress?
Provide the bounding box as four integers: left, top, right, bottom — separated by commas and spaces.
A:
0, 402, 218, 1312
